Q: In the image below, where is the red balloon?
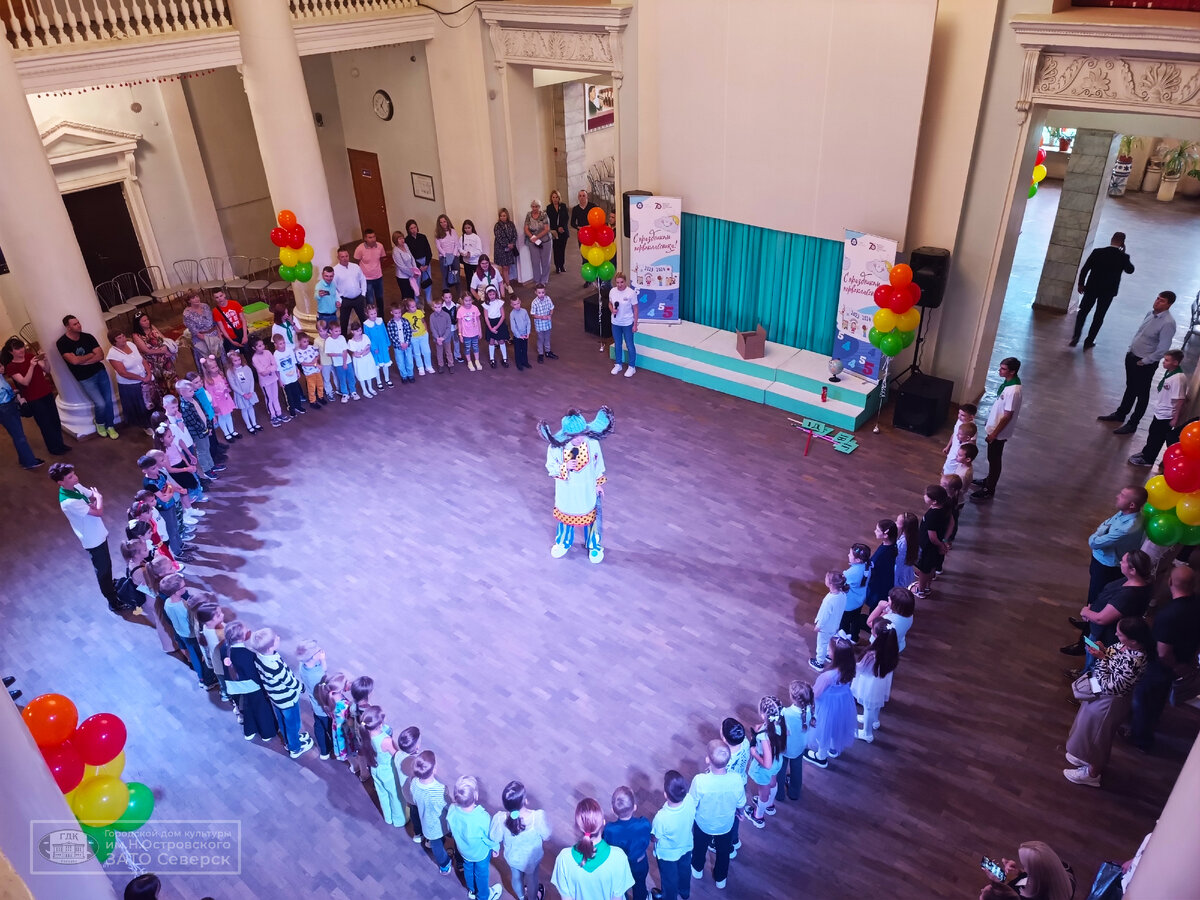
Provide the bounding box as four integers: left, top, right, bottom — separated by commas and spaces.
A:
41, 740, 84, 794
578, 226, 595, 245
74, 713, 127, 767
269, 227, 288, 248
1164, 456, 1200, 495
1163, 444, 1187, 470
1035, 147, 1047, 166
22, 694, 78, 748
286, 224, 306, 251
596, 226, 615, 247
873, 284, 895, 309
277, 209, 297, 229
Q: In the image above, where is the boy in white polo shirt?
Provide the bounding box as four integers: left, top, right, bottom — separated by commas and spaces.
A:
687, 739, 745, 889
1129, 349, 1186, 467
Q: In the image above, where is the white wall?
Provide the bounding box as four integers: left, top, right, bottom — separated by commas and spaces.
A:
302, 54, 361, 243
330, 43, 444, 238
639, 0, 937, 245
28, 82, 224, 280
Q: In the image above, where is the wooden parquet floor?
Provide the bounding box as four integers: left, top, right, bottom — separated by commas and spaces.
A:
3, 200, 1200, 899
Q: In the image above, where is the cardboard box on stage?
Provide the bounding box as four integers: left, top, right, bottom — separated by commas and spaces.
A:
736, 326, 766, 360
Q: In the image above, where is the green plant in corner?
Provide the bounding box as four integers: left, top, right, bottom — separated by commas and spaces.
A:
1117, 135, 1142, 162
1162, 140, 1198, 177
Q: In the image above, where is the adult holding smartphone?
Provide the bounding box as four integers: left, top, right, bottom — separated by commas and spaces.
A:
982, 842, 1075, 900
2, 336, 70, 455
1071, 231, 1134, 348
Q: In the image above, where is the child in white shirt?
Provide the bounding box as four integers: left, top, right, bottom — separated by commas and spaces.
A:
811, 570, 848, 670
272, 333, 306, 417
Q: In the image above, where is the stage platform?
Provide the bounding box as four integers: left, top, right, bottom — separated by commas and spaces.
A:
615, 321, 880, 431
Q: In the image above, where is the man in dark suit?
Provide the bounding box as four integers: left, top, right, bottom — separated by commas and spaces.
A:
1071, 231, 1135, 348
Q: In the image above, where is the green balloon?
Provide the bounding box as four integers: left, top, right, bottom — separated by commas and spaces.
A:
1143, 502, 1160, 519
899, 328, 916, 348
581, 263, 598, 282
111, 782, 155, 832
294, 262, 313, 283
80, 823, 116, 863
879, 330, 904, 357
868, 327, 883, 349
597, 261, 616, 281
1147, 511, 1184, 547
1028, 183, 1038, 198
278, 265, 297, 282
1182, 523, 1200, 546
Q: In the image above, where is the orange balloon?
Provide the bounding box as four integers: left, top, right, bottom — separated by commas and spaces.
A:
22, 694, 78, 748
587, 207, 606, 228
277, 209, 297, 229
1181, 421, 1200, 460
889, 263, 913, 288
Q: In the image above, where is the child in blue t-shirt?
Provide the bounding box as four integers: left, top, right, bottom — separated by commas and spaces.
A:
840, 543, 871, 642
603, 786, 652, 900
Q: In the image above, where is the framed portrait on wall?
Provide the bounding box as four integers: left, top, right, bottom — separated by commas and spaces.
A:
585, 83, 614, 132
411, 172, 435, 202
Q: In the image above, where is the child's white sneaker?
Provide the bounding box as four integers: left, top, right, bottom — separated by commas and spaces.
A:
624, 366, 636, 377
351, 392, 361, 400
611, 364, 623, 375
341, 395, 349, 403
416, 368, 425, 376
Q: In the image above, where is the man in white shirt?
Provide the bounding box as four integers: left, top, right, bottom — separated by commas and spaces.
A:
1099, 290, 1177, 435
332, 248, 368, 335
971, 356, 1022, 502
1129, 349, 1187, 467
50, 462, 129, 611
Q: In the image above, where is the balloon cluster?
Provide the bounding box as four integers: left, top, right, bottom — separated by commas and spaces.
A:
579, 207, 616, 283
868, 263, 922, 357
1029, 147, 1048, 198
1143, 423, 1200, 546
270, 209, 314, 283
24, 694, 153, 863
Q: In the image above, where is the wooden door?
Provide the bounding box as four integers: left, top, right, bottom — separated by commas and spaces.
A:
62, 183, 147, 287
347, 149, 390, 241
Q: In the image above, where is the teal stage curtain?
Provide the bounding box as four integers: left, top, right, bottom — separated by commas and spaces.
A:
679, 213, 844, 354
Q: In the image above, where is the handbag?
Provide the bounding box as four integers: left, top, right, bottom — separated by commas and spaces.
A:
1085, 860, 1124, 900
1072, 673, 1096, 701
163, 337, 179, 355
440, 254, 460, 286
112, 573, 142, 611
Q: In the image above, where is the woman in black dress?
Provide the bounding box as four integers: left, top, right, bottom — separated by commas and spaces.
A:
404, 219, 434, 306
547, 190, 570, 274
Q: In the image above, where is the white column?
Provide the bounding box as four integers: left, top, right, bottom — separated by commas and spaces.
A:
0, 37, 110, 438
227, 0, 338, 318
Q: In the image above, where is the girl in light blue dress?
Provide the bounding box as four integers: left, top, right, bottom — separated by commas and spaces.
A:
803, 639, 858, 768
894, 511, 919, 591
358, 705, 406, 828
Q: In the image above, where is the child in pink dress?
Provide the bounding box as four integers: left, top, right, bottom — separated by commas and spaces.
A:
201, 356, 239, 440
251, 338, 286, 425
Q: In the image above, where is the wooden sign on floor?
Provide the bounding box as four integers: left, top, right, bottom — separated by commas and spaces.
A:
788, 416, 859, 455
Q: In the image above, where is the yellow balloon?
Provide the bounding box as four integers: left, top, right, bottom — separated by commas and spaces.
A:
1177, 494, 1200, 526
586, 246, 605, 267
1146, 475, 1183, 510
603, 243, 617, 261
896, 308, 920, 332
71, 776, 130, 828
873, 308, 898, 332
279, 247, 299, 267
1032, 164, 1048, 184
297, 243, 315, 264
87, 750, 125, 782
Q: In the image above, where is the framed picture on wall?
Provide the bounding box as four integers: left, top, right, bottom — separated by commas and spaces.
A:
585, 83, 614, 132
411, 172, 435, 202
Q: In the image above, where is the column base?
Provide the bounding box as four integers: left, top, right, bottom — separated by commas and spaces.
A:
57, 395, 101, 439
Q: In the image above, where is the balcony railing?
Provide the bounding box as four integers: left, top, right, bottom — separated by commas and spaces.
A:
4, 0, 418, 51
5, 0, 232, 49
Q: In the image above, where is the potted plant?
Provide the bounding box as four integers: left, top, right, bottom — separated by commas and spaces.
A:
1047, 127, 1072, 151
1108, 135, 1142, 197
1158, 140, 1198, 201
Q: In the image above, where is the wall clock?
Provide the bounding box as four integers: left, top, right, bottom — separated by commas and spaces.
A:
373, 89, 394, 121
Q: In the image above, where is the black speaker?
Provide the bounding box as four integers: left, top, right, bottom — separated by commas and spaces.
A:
893, 373, 954, 436
909, 246, 950, 310
582, 282, 612, 338
622, 190, 652, 238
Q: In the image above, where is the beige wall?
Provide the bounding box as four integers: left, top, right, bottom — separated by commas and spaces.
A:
27, 82, 224, 283
637, 0, 936, 245
329, 42, 444, 239
302, 54, 361, 243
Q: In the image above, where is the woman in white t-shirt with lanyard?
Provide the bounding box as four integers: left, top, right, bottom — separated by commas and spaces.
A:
608, 272, 639, 378
470, 254, 507, 301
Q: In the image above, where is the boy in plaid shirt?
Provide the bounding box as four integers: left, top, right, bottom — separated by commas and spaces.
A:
531, 283, 557, 363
